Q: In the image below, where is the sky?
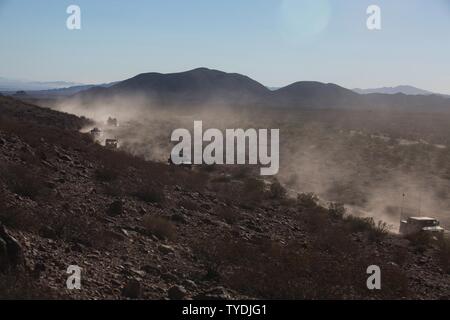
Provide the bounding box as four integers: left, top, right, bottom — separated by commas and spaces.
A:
0, 0, 449, 93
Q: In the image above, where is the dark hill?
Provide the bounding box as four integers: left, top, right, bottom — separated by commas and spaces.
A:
66, 68, 450, 112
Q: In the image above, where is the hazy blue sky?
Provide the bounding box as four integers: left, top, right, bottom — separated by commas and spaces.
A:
0, 0, 449, 93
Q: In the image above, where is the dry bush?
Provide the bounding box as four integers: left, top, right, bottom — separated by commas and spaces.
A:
406, 232, 432, 253
231, 166, 253, 180
297, 193, 319, 209
0, 204, 38, 232
95, 166, 120, 182
178, 199, 199, 211
210, 175, 232, 183
237, 177, 265, 207
216, 206, 240, 225
191, 233, 407, 299
328, 202, 346, 220
133, 184, 166, 204
303, 209, 329, 233
437, 237, 450, 274
1, 164, 50, 200
41, 209, 112, 248
142, 215, 176, 240
0, 273, 59, 300
268, 181, 286, 200
175, 170, 209, 193
345, 215, 389, 242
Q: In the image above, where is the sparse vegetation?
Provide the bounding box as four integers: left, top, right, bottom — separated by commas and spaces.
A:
142, 215, 176, 240
269, 181, 287, 200
216, 206, 240, 225
0, 273, 58, 300
134, 184, 166, 204
1, 164, 50, 200
345, 215, 389, 242
179, 199, 199, 211
297, 193, 319, 209
437, 237, 450, 274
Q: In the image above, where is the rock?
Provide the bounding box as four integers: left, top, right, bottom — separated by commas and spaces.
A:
168, 285, 187, 300
122, 279, 142, 299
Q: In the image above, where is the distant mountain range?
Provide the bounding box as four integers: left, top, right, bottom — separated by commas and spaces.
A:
353, 85, 437, 96
65, 68, 450, 112
0, 78, 118, 97
0, 77, 84, 91
5, 68, 450, 112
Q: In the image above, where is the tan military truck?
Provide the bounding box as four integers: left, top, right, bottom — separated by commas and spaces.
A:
399, 217, 445, 236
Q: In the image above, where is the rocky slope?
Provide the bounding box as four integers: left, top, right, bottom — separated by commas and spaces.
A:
0, 96, 449, 300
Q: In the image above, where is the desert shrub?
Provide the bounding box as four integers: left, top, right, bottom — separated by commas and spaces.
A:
328, 202, 346, 220
297, 193, 319, 208
269, 181, 287, 200
370, 220, 390, 241
133, 185, 165, 204
346, 215, 374, 233
42, 210, 112, 248
142, 215, 176, 240
199, 164, 218, 173
0, 204, 38, 232
0, 273, 59, 300
391, 246, 409, 266
437, 237, 450, 274
216, 206, 240, 225
345, 216, 389, 242
232, 166, 252, 180
179, 199, 199, 211
210, 175, 232, 183
239, 177, 265, 206
191, 233, 406, 299
345, 215, 389, 241
103, 182, 124, 197
106, 200, 124, 216
1, 164, 50, 200
95, 166, 120, 182
94, 153, 126, 182
303, 209, 329, 233
176, 170, 208, 193
406, 232, 432, 253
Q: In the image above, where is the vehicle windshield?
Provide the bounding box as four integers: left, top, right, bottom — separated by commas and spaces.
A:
422, 220, 439, 227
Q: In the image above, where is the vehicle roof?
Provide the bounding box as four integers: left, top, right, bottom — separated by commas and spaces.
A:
409, 217, 437, 221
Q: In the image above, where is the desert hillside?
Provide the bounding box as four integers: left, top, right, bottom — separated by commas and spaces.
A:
0, 96, 449, 299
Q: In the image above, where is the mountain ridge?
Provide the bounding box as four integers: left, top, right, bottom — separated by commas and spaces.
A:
37, 68, 450, 112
